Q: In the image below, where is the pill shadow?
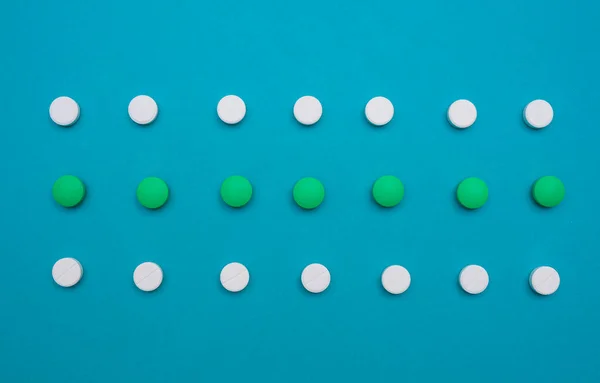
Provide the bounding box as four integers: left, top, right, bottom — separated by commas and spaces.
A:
217, 189, 254, 213
133, 189, 171, 214
298, 279, 331, 297
217, 278, 251, 298
450, 188, 485, 215
377, 277, 412, 299
128, 112, 160, 128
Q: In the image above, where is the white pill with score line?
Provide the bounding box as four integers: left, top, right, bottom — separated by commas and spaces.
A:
128, 95, 158, 125
381, 265, 411, 294
133, 262, 163, 292
530, 266, 560, 295
220, 262, 250, 292
459, 264, 489, 294
293, 96, 322, 125
301, 263, 330, 293
217, 95, 246, 124
49, 96, 80, 126
52, 257, 83, 287
365, 96, 394, 126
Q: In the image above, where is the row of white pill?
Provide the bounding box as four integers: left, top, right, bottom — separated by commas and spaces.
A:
52, 258, 560, 296
49, 95, 554, 129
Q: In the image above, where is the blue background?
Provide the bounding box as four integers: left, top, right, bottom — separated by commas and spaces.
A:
1, 0, 599, 382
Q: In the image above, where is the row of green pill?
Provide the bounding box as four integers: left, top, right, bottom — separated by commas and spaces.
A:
52, 175, 565, 210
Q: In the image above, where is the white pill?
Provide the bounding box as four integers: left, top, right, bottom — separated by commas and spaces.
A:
365, 96, 394, 126
220, 262, 250, 292
524, 99, 553, 129
293, 96, 322, 126
530, 266, 560, 295
217, 95, 246, 124
128, 95, 158, 125
459, 265, 489, 295
52, 257, 83, 287
49, 96, 80, 126
301, 263, 330, 294
133, 262, 163, 292
447, 99, 477, 129
381, 265, 411, 295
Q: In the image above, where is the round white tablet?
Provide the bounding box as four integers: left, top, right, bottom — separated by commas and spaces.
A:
52, 257, 83, 287
529, 266, 560, 295
133, 262, 163, 292
459, 265, 489, 295
220, 262, 250, 292
301, 263, 330, 294
447, 99, 477, 129
49, 96, 80, 126
128, 95, 158, 125
524, 99, 553, 129
365, 96, 394, 126
381, 265, 411, 295
293, 96, 322, 126
217, 95, 246, 124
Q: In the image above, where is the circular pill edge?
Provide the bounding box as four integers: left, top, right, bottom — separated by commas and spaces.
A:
365, 96, 394, 126
293, 95, 323, 126
447, 99, 477, 129
217, 95, 246, 125
301, 263, 331, 293
220, 262, 250, 292
128, 95, 158, 125
49, 96, 80, 127
459, 265, 489, 294
133, 262, 164, 292
52, 257, 83, 287
381, 265, 411, 295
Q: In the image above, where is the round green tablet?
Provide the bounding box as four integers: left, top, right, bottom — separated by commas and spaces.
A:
293, 177, 325, 210
52, 175, 85, 208
372, 175, 404, 207
136, 177, 169, 209
456, 177, 488, 209
220, 175, 253, 208
532, 176, 565, 208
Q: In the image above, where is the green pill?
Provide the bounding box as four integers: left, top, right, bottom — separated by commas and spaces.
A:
293, 177, 325, 210
221, 175, 253, 208
52, 175, 85, 208
456, 177, 488, 209
532, 176, 565, 208
137, 177, 169, 209
372, 175, 404, 207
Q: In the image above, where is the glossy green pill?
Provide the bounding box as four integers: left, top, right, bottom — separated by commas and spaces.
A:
293, 177, 325, 210
372, 175, 404, 207
221, 175, 253, 208
456, 177, 488, 209
52, 175, 85, 208
137, 177, 169, 209
532, 176, 565, 208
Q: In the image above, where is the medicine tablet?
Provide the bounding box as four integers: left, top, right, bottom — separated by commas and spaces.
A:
365, 96, 394, 126
524, 99, 553, 129
128, 95, 158, 125
301, 263, 330, 294
217, 95, 246, 124
52, 257, 83, 287
459, 265, 489, 294
529, 266, 560, 295
49, 96, 80, 126
381, 265, 411, 295
133, 262, 163, 292
447, 99, 477, 129
220, 262, 250, 292
293, 96, 322, 126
